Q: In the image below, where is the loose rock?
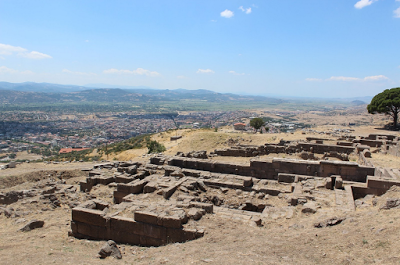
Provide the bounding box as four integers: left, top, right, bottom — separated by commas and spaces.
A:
98, 240, 122, 259
20, 220, 45, 232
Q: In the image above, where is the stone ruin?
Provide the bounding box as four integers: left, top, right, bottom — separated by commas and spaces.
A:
70, 132, 400, 247
212, 133, 400, 160
3, 132, 400, 249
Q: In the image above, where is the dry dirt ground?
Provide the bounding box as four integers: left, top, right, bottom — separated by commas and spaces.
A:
1, 173, 400, 265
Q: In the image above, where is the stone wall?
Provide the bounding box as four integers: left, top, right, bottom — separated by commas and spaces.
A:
365, 134, 397, 141
352, 176, 400, 199
213, 142, 355, 157
388, 142, 400, 157
167, 157, 374, 183
70, 207, 204, 246
297, 143, 354, 155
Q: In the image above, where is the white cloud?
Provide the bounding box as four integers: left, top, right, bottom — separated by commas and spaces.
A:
229, 70, 245, 76
177, 75, 186, 79
20, 70, 34, 75
394, 7, 400, 18
0, 66, 33, 74
0, 43, 51, 59
63, 69, 96, 76
196, 69, 215, 74
20, 51, 52, 59
0, 44, 26, 55
103, 68, 160, 76
328, 76, 360, 81
305, 78, 323, 81
363, 75, 388, 81
220, 9, 234, 18
317, 75, 389, 82
354, 0, 377, 9
239, 6, 252, 14
0, 66, 18, 74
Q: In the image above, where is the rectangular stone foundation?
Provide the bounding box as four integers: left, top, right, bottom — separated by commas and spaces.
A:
70, 207, 204, 246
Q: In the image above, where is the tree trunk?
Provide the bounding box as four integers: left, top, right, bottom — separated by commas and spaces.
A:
394, 110, 398, 128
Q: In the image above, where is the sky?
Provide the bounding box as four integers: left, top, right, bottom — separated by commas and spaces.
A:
0, 0, 399, 98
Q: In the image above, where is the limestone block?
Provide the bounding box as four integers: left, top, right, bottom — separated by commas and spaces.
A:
166, 228, 184, 243
159, 215, 182, 229
72, 207, 107, 227
335, 176, 343, 189
134, 211, 159, 225
367, 177, 400, 190
187, 208, 205, 220
130, 179, 149, 194
143, 182, 158, 193
278, 173, 297, 183
115, 175, 135, 184
112, 230, 140, 245
74, 221, 108, 240
325, 178, 332, 189
110, 216, 141, 232
189, 202, 213, 213
139, 235, 165, 247
116, 183, 131, 193
301, 202, 317, 214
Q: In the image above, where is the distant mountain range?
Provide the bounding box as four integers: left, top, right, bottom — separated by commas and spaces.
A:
0, 81, 283, 104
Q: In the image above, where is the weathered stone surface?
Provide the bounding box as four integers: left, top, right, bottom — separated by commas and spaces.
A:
134, 211, 159, 225
98, 240, 122, 259
380, 198, 400, 210
314, 217, 345, 228
187, 208, 205, 220
20, 220, 44, 232
301, 202, 317, 214
143, 182, 158, 193
0, 207, 13, 217
72, 207, 106, 227
250, 216, 262, 226
335, 176, 343, 189
189, 202, 213, 213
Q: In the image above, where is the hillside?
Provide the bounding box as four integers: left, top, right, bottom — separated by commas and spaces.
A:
1, 125, 400, 264
0, 82, 283, 104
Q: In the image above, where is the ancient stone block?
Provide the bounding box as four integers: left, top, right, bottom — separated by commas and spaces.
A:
141, 223, 167, 239
20, 220, 44, 232
189, 202, 213, 213
72, 207, 107, 227
187, 208, 205, 220
160, 215, 182, 229
134, 211, 159, 226
74, 221, 108, 240
278, 173, 297, 183
367, 177, 400, 190
143, 182, 158, 193
335, 176, 343, 189
112, 230, 140, 245
140, 235, 165, 247
166, 227, 184, 243
110, 216, 141, 232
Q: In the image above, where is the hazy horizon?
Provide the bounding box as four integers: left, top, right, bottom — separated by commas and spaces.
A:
0, 1, 399, 98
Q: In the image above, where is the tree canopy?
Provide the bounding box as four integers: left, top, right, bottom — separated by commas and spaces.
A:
146, 139, 166, 154
249, 117, 266, 133
367, 87, 400, 128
